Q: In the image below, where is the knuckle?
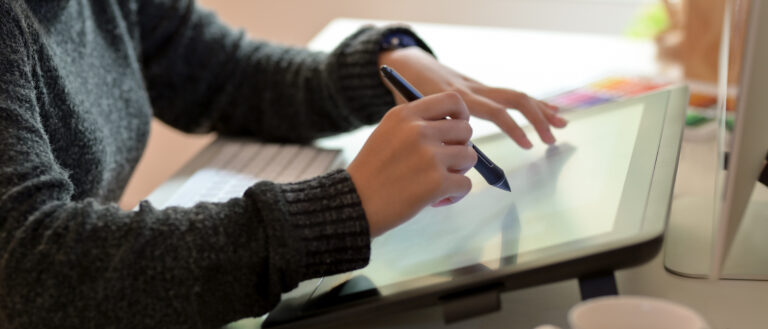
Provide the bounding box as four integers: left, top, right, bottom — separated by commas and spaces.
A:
466, 146, 478, 165
509, 91, 528, 106
513, 91, 529, 101
385, 104, 407, 121
489, 109, 509, 122
401, 119, 426, 140
390, 103, 406, 113
451, 86, 472, 97
413, 122, 431, 140
461, 121, 473, 139
459, 103, 471, 117
441, 90, 463, 104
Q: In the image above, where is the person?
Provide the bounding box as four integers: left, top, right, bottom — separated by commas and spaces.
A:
0, 0, 566, 328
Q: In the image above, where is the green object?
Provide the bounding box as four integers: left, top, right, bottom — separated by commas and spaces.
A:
726, 116, 735, 131
685, 112, 711, 126
625, 2, 671, 39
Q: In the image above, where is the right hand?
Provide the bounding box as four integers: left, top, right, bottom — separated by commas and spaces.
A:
347, 92, 477, 237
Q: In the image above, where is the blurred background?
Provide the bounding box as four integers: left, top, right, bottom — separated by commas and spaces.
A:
120, 0, 740, 209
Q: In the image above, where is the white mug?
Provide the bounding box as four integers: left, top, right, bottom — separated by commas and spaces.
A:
535, 295, 710, 329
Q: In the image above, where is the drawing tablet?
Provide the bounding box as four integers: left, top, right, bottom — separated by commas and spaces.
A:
264, 86, 689, 328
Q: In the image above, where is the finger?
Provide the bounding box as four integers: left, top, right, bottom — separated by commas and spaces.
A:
541, 105, 568, 128
431, 197, 454, 207
434, 174, 472, 207
545, 102, 560, 112
464, 95, 533, 149
514, 100, 556, 145
483, 88, 556, 145
424, 119, 473, 145
481, 87, 563, 119
435, 145, 478, 173
539, 101, 567, 127
407, 92, 470, 121
529, 109, 557, 145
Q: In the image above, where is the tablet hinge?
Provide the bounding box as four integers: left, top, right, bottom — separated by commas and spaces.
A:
440, 285, 501, 324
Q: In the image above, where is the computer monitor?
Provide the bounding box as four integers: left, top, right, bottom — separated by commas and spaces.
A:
714, 0, 768, 279
664, 0, 768, 280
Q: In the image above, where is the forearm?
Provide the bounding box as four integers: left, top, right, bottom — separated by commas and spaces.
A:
0, 170, 370, 329
138, 0, 432, 141
207, 26, 416, 142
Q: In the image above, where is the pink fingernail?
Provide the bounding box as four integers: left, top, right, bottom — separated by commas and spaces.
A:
431, 197, 454, 207
542, 130, 556, 144
521, 138, 533, 149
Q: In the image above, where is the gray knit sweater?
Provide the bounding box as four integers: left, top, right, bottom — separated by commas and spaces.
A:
0, 1, 429, 328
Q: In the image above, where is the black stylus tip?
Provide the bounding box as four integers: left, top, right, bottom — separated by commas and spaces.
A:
497, 178, 511, 192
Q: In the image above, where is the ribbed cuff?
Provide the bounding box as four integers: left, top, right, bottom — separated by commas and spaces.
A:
326, 25, 434, 125
244, 169, 371, 283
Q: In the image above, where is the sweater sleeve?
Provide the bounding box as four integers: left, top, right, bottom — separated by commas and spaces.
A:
0, 4, 370, 329
137, 0, 432, 143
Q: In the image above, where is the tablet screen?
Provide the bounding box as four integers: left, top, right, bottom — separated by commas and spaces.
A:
363, 102, 644, 285
321, 94, 669, 297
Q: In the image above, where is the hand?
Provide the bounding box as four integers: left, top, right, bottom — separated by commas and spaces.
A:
378, 47, 567, 149
347, 92, 477, 237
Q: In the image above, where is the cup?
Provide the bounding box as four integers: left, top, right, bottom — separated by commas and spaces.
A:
535, 295, 710, 329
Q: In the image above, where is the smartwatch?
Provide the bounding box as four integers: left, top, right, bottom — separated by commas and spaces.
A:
380, 31, 419, 51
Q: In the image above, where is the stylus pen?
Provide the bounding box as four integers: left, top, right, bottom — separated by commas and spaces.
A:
380, 65, 511, 192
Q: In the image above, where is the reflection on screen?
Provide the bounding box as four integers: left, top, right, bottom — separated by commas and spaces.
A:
360, 104, 645, 289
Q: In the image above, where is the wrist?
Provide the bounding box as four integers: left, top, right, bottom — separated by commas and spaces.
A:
346, 165, 383, 237
246, 170, 372, 279
377, 28, 435, 69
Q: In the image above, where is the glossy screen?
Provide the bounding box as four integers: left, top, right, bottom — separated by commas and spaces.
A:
338, 100, 656, 295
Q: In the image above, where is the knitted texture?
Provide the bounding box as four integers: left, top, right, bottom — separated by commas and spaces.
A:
0, 0, 430, 328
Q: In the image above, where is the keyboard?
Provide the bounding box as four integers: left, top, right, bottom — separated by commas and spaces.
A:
163, 139, 343, 208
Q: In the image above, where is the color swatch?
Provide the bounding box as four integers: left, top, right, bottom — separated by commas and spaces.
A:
547, 77, 669, 111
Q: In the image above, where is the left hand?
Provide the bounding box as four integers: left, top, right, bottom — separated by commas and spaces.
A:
378, 47, 567, 149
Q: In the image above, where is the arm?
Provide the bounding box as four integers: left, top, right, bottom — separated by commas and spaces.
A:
0, 6, 369, 329
138, 0, 430, 142
138, 0, 565, 147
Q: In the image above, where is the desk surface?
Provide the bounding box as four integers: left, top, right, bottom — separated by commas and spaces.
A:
150, 19, 768, 329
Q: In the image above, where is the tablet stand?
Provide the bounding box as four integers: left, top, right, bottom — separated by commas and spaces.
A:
441, 284, 502, 323
439, 271, 617, 323
578, 271, 618, 300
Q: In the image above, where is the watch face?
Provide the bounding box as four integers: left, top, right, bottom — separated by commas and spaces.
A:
381, 32, 417, 50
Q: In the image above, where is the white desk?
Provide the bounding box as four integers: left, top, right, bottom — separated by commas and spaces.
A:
150, 19, 768, 329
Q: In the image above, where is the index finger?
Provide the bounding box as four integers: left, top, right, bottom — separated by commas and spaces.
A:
483, 88, 556, 144
406, 92, 470, 121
